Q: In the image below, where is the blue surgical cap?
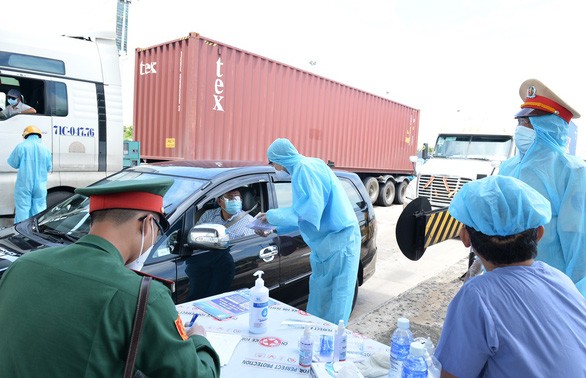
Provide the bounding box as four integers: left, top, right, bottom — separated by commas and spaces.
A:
449, 176, 551, 236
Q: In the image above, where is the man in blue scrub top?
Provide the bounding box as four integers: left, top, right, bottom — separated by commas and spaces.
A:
435, 176, 586, 377
263, 138, 361, 324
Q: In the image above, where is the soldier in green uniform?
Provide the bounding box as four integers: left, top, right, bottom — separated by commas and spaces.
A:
0, 178, 220, 377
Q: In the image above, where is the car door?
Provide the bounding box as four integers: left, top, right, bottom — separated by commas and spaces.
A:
267, 176, 313, 307
173, 174, 281, 304
267, 173, 373, 307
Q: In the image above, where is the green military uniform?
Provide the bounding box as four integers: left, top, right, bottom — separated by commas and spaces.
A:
0, 234, 220, 377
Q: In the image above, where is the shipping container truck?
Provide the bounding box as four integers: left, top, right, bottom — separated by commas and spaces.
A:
0, 30, 123, 227
134, 32, 420, 206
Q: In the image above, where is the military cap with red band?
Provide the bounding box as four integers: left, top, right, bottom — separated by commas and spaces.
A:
75, 177, 174, 231
515, 79, 580, 123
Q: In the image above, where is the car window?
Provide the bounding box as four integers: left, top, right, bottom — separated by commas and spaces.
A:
339, 178, 364, 211
37, 194, 91, 237
274, 182, 293, 207
274, 177, 363, 211
194, 182, 267, 241
36, 172, 205, 242
102, 170, 206, 216
150, 222, 182, 260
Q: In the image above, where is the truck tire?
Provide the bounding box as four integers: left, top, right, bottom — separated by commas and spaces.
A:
376, 180, 395, 207
362, 177, 379, 204
394, 181, 409, 205
46, 190, 73, 209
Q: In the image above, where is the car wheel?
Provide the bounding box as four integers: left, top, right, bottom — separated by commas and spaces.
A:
362, 177, 379, 204
375, 180, 395, 207
46, 190, 73, 208
394, 181, 409, 204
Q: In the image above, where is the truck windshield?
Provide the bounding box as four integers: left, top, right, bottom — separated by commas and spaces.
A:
36, 172, 206, 239
433, 135, 513, 160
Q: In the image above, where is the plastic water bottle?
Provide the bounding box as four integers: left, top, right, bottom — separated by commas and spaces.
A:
401, 341, 428, 378
414, 337, 441, 378
388, 317, 414, 378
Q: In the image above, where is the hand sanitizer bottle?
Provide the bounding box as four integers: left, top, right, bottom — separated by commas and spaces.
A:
249, 270, 269, 334
299, 325, 314, 368
334, 319, 348, 361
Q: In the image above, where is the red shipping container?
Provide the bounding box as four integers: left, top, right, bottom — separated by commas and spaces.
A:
134, 32, 419, 175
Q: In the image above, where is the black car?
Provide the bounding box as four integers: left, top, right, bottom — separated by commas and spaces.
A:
0, 161, 377, 309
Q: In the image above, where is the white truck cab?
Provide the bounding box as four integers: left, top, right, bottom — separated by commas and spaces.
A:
0, 30, 123, 226
406, 133, 514, 209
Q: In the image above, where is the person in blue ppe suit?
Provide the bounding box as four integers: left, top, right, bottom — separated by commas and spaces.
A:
435, 175, 586, 378
499, 79, 586, 297
7, 125, 52, 223
262, 138, 360, 324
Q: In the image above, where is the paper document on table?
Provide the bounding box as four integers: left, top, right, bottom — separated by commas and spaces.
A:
206, 332, 242, 366
246, 217, 276, 231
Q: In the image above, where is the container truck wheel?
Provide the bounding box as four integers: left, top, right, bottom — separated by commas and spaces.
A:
46, 191, 73, 209
394, 181, 409, 204
376, 180, 395, 207
362, 177, 379, 204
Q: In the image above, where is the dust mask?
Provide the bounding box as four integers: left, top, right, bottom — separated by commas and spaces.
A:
224, 198, 242, 215
126, 217, 155, 271
7, 98, 17, 106
514, 126, 535, 155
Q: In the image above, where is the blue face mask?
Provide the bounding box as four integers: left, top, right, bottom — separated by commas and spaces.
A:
7, 98, 18, 106
514, 126, 536, 155
224, 198, 242, 215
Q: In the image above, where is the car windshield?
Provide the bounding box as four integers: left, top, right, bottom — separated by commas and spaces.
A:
36, 171, 206, 238
433, 135, 513, 160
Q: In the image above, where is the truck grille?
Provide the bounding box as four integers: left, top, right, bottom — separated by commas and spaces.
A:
417, 175, 472, 208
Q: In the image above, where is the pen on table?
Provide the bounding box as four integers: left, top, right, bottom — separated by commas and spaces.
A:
188, 313, 199, 327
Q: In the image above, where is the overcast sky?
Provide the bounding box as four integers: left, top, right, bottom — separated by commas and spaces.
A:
6, 0, 586, 156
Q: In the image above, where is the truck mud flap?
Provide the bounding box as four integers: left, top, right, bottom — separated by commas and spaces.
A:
395, 197, 462, 261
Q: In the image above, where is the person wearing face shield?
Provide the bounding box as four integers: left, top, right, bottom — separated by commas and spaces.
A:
499, 79, 586, 298
260, 138, 361, 325
0, 178, 220, 377
1, 88, 37, 119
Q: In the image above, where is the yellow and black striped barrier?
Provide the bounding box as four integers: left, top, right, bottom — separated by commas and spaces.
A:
395, 196, 462, 261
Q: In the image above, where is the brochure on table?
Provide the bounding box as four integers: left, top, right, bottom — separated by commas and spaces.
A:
193, 289, 276, 320
176, 291, 390, 377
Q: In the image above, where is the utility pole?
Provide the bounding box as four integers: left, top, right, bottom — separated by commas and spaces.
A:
116, 0, 132, 55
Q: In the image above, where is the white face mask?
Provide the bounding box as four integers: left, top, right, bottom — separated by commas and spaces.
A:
125, 217, 155, 271
514, 126, 536, 155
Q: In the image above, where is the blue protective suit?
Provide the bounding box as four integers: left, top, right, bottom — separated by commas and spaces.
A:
7, 135, 52, 223
500, 114, 586, 297
266, 139, 361, 324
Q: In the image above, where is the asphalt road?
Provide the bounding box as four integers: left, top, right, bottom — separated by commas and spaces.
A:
347, 204, 469, 345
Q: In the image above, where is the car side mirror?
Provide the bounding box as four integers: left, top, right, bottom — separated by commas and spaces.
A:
187, 223, 230, 250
